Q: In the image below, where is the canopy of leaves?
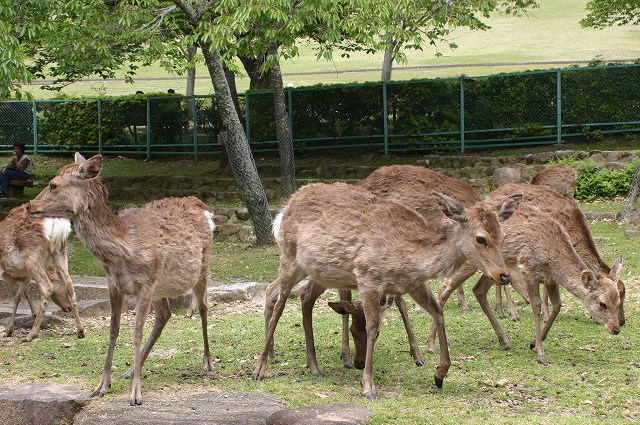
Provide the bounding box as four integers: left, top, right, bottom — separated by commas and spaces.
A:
581, 0, 640, 28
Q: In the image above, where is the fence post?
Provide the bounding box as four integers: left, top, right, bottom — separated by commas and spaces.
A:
382, 82, 389, 155
460, 77, 465, 154
146, 97, 151, 160
287, 87, 294, 147
192, 95, 198, 162
32, 100, 38, 155
97, 99, 103, 154
244, 92, 251, 147
556, 68, 562, 144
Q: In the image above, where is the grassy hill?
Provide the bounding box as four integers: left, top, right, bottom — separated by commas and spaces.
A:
26, 0, 640, 99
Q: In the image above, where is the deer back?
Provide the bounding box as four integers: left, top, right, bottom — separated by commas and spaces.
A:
276, 182, 515, 292
360, 165, 480, 225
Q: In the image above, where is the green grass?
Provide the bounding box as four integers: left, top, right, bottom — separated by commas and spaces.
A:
24, 0, 640, 99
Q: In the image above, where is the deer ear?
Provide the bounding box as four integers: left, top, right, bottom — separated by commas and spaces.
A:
609, 256, 623, 284
495, 194, 523, 222
77, 155, 103, 180
74, 152, 87, 164
433, 192, 466, 222
581, 270, 598, 291
328, 300, 358, 316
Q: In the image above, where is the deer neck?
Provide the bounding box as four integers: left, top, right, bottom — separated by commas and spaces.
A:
418, 223, 469, 279
71, 184, 131, 263
548, 240, 591, 299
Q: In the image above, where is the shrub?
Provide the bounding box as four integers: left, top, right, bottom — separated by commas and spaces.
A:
574, 159, 639, 200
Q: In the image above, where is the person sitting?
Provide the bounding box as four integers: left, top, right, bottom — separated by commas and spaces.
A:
0, 142, 33, 198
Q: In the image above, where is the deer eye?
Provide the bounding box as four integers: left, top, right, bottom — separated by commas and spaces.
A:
49, 183, 57, 191
599, 301, 607, 310
476, 236, 487, 245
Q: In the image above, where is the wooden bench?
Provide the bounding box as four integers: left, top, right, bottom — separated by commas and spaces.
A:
7, 180, 34, 198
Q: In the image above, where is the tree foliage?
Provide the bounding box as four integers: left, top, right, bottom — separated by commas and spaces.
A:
581, 0, 640, 28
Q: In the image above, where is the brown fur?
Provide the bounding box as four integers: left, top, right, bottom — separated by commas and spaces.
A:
0, 205, 82, 341
28, 153, 214, 406
530, 164, 577, 198
468, 207, 622, 364
254, 182, 520, 399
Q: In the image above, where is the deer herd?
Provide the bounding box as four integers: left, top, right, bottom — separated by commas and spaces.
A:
0, 153, 627, 404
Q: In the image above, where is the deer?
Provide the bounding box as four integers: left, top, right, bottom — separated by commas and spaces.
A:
493, 163, 579, 320
337, 206, 622, 366
253, 182, 521, 399
430, 183, 627, 353
27, 153, 215, 406
0, 204, 84, 341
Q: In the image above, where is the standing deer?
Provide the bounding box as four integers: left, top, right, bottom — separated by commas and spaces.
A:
253, 182, 521, 399
27, 153, 215, 406
0, 204, 83, 341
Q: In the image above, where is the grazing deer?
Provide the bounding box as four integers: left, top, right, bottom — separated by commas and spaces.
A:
530, 163, 577, 199
253, 182, 521, 399
27, 153, 215, 406
470, 207, 622, 364
0, 204, 83, 341
431, 183, 626, 353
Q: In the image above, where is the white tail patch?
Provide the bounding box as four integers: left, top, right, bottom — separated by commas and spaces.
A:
272, 211, 285, 243
204, 210, 215, 232
43, 218, 72, 252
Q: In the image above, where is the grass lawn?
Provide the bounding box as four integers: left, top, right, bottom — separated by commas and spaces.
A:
24, 0, 640, 99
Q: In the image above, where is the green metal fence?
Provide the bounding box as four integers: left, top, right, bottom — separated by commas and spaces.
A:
1, 63, 638, 160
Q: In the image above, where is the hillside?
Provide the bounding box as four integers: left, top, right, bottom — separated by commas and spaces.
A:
26, 0, 640, 99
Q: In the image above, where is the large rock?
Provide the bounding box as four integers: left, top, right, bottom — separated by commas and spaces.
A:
0, 382, 89, 425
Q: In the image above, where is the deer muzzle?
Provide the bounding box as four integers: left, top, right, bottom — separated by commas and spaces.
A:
499, 274, 511, 286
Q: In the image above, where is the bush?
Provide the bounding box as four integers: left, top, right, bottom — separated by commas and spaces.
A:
574, 160, 639, 200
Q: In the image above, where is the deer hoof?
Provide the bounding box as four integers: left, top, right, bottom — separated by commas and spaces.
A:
536, 358, 549, 366
434, 376, 444, 389
512, 317, 521, 322
252, 373, 264, 381
343, 363, 355, 369
364, 392, 377, 400
77, 330, 85, 339
414, 359, 425, 367
130, 396, 142, 406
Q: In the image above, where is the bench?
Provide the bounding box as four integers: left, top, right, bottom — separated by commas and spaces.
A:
7, 180, 35, 198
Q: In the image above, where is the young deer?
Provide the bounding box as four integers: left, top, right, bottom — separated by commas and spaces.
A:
0, 204, 83, 341
432, 183, 626, 353
27, 153, 215, 406
253, 182, 521, 399
469, 207, 622, 365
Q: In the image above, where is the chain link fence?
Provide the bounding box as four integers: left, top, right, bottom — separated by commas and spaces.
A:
1, 63, 638, 159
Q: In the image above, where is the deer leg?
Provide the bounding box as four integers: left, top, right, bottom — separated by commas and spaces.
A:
395, 295, 424, 366
300, 279, 328, 376
455, 286, 472, 312
6, 280, 29, 337
541, 286, 551, 322
253, 263, 303, 381
194, 271, 214, 372
338, 289, 354, 369
495, 286, 506, 319
263, 281, 280, 362
530, 284, 562, 357
360, 287, 383, 400
410, 283, 450, 390
129, 288, 154, 406
186, 290, 198, 319
472, 275, 512, 349
25, 271, 55, 342
502, 286, 521, 322
54, 261, 85, 339
428, 266, 475, 353
526, 283, 547, 365
120, 298, 172, 380
92, 288, 124, 399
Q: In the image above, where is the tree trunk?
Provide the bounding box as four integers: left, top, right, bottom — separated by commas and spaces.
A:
269, 53, 296, 199
200, 43, 274, 246
381, 38, 399, 82
239, 55, 272, 90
